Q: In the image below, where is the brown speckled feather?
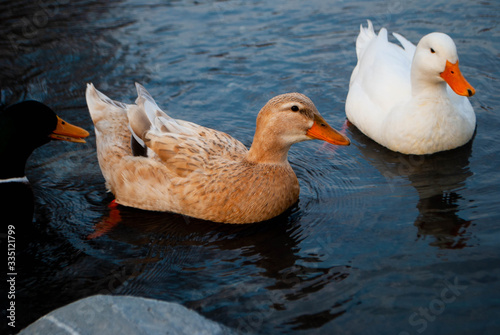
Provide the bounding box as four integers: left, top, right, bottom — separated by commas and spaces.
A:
86, 83, 349, 223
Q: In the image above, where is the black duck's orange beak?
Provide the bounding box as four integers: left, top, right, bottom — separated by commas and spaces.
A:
49, 116, 89, 143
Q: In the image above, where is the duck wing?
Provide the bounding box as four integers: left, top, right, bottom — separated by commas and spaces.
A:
346, 21, 413, 137
129, 83, 248, 178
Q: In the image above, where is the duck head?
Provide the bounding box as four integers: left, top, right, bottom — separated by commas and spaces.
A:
0, 101, 89, 178
246, 93, 350, 164
412, 32, 475, 97
2, 101, 89, 146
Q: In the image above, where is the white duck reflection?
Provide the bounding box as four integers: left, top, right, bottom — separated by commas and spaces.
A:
347, 122, 474, 249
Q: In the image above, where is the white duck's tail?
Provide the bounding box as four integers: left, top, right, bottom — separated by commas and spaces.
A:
356, 20, 377, 60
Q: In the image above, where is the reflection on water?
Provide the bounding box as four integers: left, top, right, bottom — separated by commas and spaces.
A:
86, 203, 354, 332
1, 0, 500, 334
349, 124, 475, 249
415, 192, 472, 249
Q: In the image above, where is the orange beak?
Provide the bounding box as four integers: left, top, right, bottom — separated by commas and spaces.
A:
49, 116, 89, 143
440, 60, 475, 97
306, 115, 350, 146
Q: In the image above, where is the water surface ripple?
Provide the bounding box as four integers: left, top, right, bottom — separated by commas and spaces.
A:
1, 0, 499, 334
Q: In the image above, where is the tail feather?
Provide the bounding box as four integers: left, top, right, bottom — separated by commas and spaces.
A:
86, 83, 128, 112
356, 20, 377, 59
86, 83, 129, 128
85, 83, 132, 161
393, 32, 416, 62
393, 32, 416, 52
86, 82, 199, 158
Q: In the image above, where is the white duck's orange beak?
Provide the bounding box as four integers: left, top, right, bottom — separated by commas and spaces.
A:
49, 116, 89, 143
306, 115, 350, 146
440, 60, 475, 97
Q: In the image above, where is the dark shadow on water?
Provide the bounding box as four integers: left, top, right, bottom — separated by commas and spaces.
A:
1, 223, 133, 333
347, 123, 474, 249
85, 201, 352, 331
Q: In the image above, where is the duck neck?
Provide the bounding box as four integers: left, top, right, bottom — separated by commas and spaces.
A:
411, 77, 449, 100
410, 62, 449, 100
245, 129, 291, 165
0, 132, 35, 179
0, 117, 35, 179
0, 149, 29, 180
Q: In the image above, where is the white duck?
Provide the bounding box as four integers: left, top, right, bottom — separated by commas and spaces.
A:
346, 20, 476, 155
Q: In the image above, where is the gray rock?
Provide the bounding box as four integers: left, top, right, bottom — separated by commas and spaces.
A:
19, 295, 233, 335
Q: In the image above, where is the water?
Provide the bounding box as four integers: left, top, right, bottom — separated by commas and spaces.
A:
1, 0, 500, 333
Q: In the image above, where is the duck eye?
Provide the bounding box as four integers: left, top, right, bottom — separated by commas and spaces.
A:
430, 48, 436, 54
291, 105, 299, 112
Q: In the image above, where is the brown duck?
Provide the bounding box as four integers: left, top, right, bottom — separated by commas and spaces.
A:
86, 83, 349, 223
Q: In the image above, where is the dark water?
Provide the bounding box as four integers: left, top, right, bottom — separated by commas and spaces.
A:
1, 0, 500, 334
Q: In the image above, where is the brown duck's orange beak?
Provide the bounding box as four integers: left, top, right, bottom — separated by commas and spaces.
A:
49, 116, 89, 143
306, 115, 350, 146
440, 60, 475, 97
